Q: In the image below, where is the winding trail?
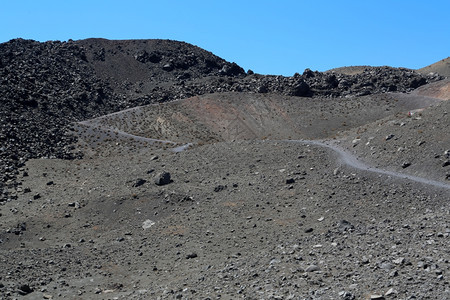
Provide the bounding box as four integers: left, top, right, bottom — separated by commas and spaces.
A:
289, 140, 450, 190
75, 121, 193, 152
75, 121, 450, 190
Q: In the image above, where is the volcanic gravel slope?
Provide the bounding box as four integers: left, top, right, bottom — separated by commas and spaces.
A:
0, 38, 450, 299
1, 140, 449, 299
336, 92, 450, 183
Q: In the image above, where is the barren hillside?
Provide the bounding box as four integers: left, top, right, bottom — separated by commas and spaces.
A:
0, 39, 449, 299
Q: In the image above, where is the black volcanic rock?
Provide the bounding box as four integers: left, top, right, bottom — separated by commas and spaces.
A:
289, 78, 311, 97
0, 39, 122, 199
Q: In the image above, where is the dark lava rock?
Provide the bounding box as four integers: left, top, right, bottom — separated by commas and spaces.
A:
186, 253, 198, 259
134, 50, 150, 63
134, 50, 162, 64
339, 220, 355, 232
302, 68, 315, 78
17, 284, 33, 295
286, 178, 295, 184
402, 162, 411, 168
214, 185, 226, 192
289, 79, 311, 97
132, 178, 146, 187
13, 222, 27, 235
219, 62, 245, 76
154, 171, 171, 186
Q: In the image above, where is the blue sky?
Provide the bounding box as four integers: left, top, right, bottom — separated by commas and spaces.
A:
1, 1, 449, 75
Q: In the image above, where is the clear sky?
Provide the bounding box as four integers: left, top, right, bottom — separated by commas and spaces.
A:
1, 0, 449, 75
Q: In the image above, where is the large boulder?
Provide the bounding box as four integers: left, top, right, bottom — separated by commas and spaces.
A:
289, 79, 311, 97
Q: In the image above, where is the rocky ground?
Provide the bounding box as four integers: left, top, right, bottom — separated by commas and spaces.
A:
0, 38, 449, 299
0, 139, 449, 299
335, 80, 450, 183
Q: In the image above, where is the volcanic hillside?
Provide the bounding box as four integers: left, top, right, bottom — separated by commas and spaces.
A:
73, 91, 442, 152
417, 56, 450, 77
0, 38, 449, 299
0, 38, 444, 203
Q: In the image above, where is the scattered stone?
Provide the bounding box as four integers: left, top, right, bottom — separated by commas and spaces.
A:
214, 185, 226, 192
389, 270, 398, 277
385, 134, 395, 141
13, 222, 27, 235
142, 219, 155, 229
339, 291, 355, 300
333, 168, 340, 175
162, 63, 173, 71
285, 178, 295, 184
68, 202, 80, 208
186, 253, 198, 259
401, 162, 411, 168
305, 265, 320, 272
17, 284, 33, 295
154, 171, 171, 186
338, 220, 354, 232
385, 288, 395, 296
393, 257, 405, 265
352, 139, 361, 145
132, 178, 146, 187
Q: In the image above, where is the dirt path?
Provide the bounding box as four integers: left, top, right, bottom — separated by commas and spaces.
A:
290, 140, 450, 190
76, 115, 450, 190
